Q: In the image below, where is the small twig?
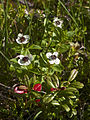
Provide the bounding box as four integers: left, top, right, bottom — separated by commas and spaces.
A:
0, 83, 11, 89
0, 93, 16, 102
0, 51, 11, 64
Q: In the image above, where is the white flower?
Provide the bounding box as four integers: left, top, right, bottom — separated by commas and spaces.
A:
16, 54, 33, 66
16, 33, 30, 44
46, 52, 60, 65
53, 17, 63, 28
25, 9, 29, 15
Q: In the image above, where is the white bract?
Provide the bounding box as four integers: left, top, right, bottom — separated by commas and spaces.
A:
53, 17, 63, 28
16, 33, 30, 44
46, 52, 60, 65
16, 54, 33, 66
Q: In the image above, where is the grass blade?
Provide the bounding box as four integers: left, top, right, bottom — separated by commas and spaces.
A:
59, 0, 78, 27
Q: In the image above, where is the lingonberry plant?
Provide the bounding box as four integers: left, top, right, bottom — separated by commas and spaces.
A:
0, 0, 90, 120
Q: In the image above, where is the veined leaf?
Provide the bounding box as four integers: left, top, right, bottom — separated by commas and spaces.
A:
58, 90, 75, 98
51, 100, 60, 105
69, 99, 73, 106
43, 92, 58, 103
65, 87, 78, 92
62, 104, 70, 112
72, 109, 77, 115
46, 79, 55, 88
53, 75, 59, 87
69, 96, 76, 98
68, 69, 78, 81
70, 81, 84, 89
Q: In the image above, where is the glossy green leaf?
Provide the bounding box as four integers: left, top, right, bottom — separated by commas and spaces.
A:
70, 81, 84, 89
46, 79, 55, 88
54, 75, 59, 87
69, 99, 73, 106
58, 90, 75, 98
65, 87, 78, 92
69, 96, 76, 98
72, 109, 77, 115
44, 18, 47, 26
51, 100, 60, 105
68, 69, 78, 81
43, 92, 58, 103
52, 75, 59, 88
62, 104, 70, 112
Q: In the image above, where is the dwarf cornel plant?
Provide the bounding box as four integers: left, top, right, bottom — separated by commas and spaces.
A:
0, 0, 90, 120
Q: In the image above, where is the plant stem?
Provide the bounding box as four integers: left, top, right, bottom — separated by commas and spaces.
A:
58, 0, 78, 27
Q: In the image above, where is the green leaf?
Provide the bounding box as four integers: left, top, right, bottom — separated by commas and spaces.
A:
51, 100, 60, 105
29, 69, 41, 75
29, 44, 42, 50
58, 91, 75, 98
62, 104, 70, 112
44, 18, 47, 26
46, 79, 55, 88
52, 64, 64, 73
70, 81, 84, 89
69, 96, 76, 98
32, 91, 41, 98
68, 69, 78, 81
40, 52, 47, 64
59, 97, 66, 102
65, 87, 78, 93
72, 109, 77, 115
54, 75, 59, 87
10, 58, 17, 63
33, 111, 42, 120
10, 64, 15, 71
27, 64, 33, 69
43, 92, 58, 103
66, 31, 75, 37
52, 75, 59, 88
69, 99, 73, 106
59, 44, 70, 53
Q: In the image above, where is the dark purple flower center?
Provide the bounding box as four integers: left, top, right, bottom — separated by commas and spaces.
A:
20, 37, 25, 42
55, 21, 60, 25
50, 55, 57, 60
22, 57, 29, 62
